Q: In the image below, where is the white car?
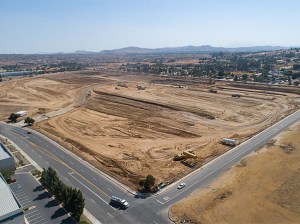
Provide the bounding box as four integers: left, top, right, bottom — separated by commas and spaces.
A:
177, 183, 186, 189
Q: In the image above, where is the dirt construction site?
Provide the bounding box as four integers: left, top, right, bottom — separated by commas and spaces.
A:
1, 71, 300, 188
170, 121, 300, 224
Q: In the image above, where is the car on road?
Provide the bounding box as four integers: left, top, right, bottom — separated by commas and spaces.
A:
177, 182, 186, 189
110, 196, 129, 209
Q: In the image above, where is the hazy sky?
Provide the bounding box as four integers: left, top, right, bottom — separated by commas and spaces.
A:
1, 0, 299, 53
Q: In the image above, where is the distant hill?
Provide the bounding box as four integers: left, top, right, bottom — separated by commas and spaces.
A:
98, 45, 288, 55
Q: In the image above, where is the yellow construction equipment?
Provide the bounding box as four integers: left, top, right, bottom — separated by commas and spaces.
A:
173, 150, 197, 161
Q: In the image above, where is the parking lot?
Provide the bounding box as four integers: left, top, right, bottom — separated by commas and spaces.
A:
10, 166, 75, 224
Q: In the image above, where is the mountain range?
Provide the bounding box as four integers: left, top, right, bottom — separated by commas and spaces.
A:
96, 45, 288, 55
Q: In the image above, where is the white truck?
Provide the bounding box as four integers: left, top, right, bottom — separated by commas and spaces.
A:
221, 138, 239, 146
110, 196, 129, 209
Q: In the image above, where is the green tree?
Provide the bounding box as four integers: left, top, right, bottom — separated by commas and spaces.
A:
24, 117, 35, 126
139, 175, 156, 192
0, 170, 15, 182
69, 189, 85, 221
8, 113, 20, 123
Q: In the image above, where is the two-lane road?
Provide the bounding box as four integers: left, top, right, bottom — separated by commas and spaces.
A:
1, 109, 300, 223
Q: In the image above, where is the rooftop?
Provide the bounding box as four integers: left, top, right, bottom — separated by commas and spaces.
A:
0, 143, 12, 160
0, 174, 22, 218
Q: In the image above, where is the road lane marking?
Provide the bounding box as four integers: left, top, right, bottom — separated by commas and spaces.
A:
26, 212, 41, 219
31, 218, 46, 224
106, 188, 112, 192
153, 221, 159, 224
91, 199, 96, 203
64, 177, 69, 181
68, 173, 113, 209
107, 212, 113, 218
93, 177, 97, 181
26, 210, 39, 215
28, 215, 43, 222
8, 130, 112, 200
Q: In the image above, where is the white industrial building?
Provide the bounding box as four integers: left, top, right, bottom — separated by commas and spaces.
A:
0, 174, 25, 224
0, 143, 16, 171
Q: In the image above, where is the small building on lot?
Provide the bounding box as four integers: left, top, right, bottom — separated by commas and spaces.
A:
0, 143, 15, 171
0, 174, 24, 224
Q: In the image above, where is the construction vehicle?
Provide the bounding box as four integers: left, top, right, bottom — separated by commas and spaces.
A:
221, 138, 239, 146
173, 150, 197, 161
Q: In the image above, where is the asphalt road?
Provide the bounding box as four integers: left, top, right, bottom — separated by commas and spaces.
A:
1, 109, 300, 224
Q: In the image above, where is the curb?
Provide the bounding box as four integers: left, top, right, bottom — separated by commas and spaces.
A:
0, 134, 42, 172
22, 126, 137, 195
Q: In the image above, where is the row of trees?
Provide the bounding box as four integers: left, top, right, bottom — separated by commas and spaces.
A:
40, 167, 85, 221
8, 113, 35, 125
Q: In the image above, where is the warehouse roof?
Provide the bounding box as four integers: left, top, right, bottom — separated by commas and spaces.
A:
0, 143, 12, 160
0, 174, 22, 217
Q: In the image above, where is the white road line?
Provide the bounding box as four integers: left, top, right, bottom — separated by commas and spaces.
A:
64, 177, 69, 181
81, 169, 85, 173
13, 189, 23, 194
70, 161, 74, 165
26, 210, 39, 215
68, 173, 112, 208
31, 218, 46, 224
93, 177, 97, 181
22, 202, 34, 207
107, 212, 113, 218
18, 194, 30, 199
61, 155, 64, 158
15, 193, 26, 197
40, 219, 47, 224
153, 221, 159, 224
26, 212, 41, 219
28, 215, 43, 222
38, 221, 48, 224
91, 199, 96, 203
106, 188, 112, 192
19, 199, 31, 203
46, 161, 49, 165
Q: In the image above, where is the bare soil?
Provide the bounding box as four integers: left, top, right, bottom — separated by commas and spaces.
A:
170, 122, 300, 224
28, 72, 300, 188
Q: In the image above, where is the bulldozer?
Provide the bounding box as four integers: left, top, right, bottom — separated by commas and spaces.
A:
173, 150, 197, 161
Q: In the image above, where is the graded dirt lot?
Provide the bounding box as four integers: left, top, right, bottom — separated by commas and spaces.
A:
1, 71, 300, 189
27, 72, 300, 188
170, 121, 300, 224
0, 71, 113, 120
